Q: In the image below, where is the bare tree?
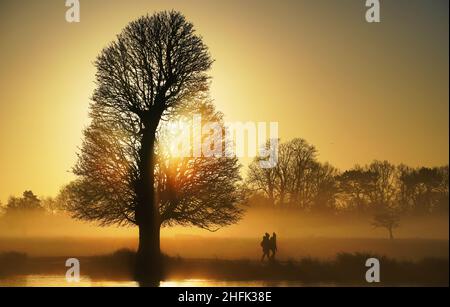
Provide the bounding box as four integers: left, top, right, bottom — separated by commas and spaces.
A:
247, 138, 338, 210
247, 141, 279, 205
372, 211, 400, 239
338, 167, 377, 212
311, 162, 340, 211
67, 11, 213, 283
287, 139, 317, 208
367, 160, 398, 210
274, 140, 294, 206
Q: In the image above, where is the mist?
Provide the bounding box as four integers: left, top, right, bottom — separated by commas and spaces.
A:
0, 207, 447, 261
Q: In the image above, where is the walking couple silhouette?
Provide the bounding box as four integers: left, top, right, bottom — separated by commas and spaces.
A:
260, 232, 277, 261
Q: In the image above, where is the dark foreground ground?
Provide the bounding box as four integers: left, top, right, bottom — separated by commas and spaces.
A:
0, 250, 448, 286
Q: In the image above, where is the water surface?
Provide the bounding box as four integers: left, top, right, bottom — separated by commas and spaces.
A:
1, 275, 307, 287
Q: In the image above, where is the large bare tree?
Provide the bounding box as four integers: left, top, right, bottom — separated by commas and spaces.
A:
67, 11, 219, 283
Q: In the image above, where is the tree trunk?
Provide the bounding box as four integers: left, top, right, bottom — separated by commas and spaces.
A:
134, 117, 162, 286
136, 219, 161, 286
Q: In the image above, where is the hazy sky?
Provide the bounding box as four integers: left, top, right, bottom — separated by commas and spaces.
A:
0, 0, 448, 202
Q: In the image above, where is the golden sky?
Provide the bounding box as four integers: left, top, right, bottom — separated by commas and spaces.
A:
0, 0, 448, 202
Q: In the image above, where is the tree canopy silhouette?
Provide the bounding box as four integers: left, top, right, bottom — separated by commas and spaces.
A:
2, 191, 44, 216
398, 166, 449, 214
65, 100, 244, 230
65, 11, 218, 284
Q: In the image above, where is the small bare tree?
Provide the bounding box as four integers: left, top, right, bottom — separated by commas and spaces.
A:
372, 211, 400, 239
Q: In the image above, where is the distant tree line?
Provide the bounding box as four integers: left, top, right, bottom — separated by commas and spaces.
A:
0, 191, 44, 216
247, 138, 449, 216
1, 137, 447, 220
0, 191, 63, 218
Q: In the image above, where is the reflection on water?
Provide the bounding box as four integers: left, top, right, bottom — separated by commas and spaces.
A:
161, 279, 305, 287
0, 275, 306, 287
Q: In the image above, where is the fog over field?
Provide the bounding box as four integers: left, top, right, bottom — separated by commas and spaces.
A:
0, 207, 447, 260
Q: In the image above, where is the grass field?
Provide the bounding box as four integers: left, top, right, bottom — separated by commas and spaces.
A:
0, 236, 448, 261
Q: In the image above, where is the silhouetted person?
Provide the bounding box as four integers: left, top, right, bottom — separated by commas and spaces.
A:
261, 233, 270, 261
269, 232, 277, 260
